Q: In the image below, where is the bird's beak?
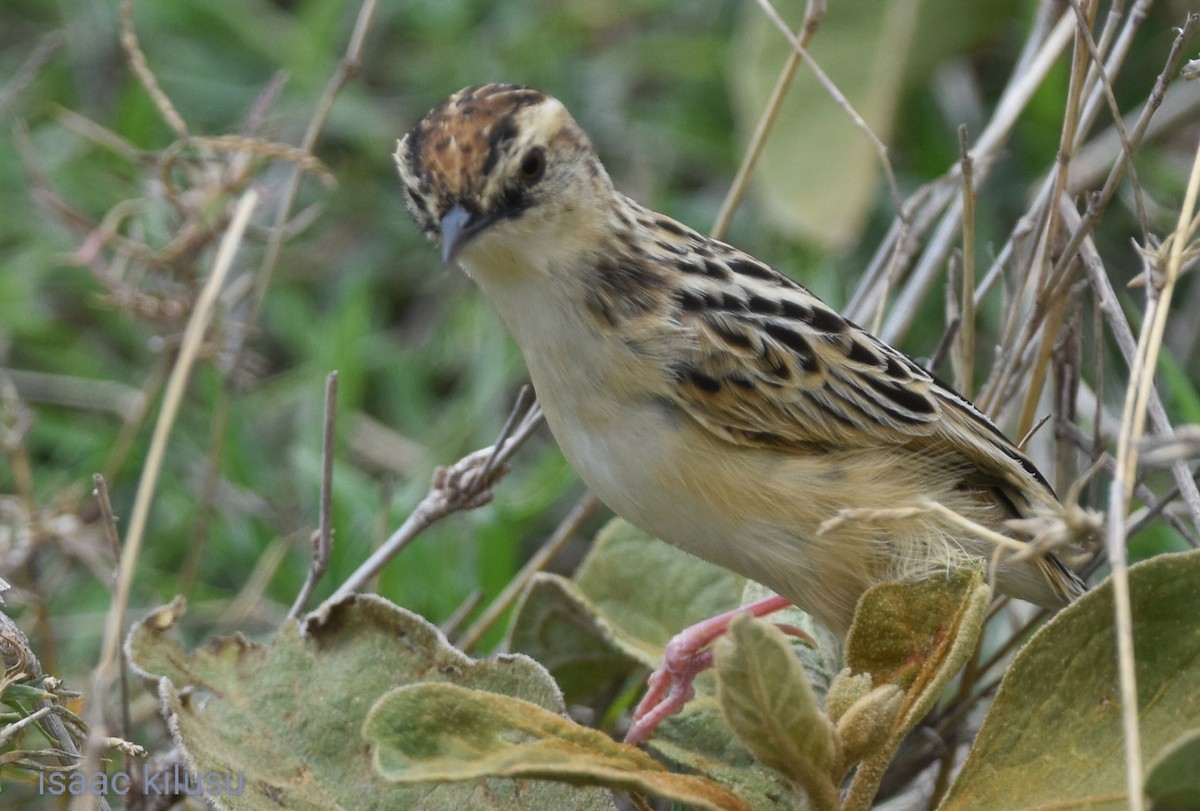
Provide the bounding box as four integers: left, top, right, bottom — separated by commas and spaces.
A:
439, 204, 493, 267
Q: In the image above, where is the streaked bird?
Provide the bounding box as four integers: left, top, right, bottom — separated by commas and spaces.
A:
395, 83, 1085, 743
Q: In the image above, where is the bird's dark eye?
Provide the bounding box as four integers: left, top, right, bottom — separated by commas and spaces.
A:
518, 147, 546, 185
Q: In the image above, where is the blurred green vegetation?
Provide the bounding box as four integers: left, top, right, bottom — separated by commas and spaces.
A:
0, 0, 762, 675
0, 0, 1195, 727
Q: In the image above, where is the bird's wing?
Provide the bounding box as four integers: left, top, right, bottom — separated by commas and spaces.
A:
657, 232, 1058, 511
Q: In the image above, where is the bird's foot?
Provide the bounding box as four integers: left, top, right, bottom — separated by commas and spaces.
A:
624, 594, 803, 745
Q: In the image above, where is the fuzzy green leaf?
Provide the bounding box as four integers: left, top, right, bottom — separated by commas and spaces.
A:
573, 518, 748, 655
364, 682, 752, 811
715, 616, 839, 808
646, 697, 800, 811
843, 567, 989, 732
833, 684, 905, 773
127, 594, 612, 811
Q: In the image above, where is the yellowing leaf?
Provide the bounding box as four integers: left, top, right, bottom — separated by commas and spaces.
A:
843, 568, 989, 732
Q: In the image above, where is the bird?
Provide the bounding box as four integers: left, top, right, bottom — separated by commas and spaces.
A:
395, 83, 1086, 744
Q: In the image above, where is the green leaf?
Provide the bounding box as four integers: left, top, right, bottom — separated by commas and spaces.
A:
574, 518, 748, 653
363, 683, 752, 811
646, 698, 800, 811
739, 579, 844, 698
506, 519, 828, 808
127, 595, 613, 810
507, 518, 746, 703
939, 550, 1200, 811
731, 0, 921, 248
505, 572, 653, 705
730, 0, 1008, 248
715, 616, 840, 809
1147, 729, 1200, 811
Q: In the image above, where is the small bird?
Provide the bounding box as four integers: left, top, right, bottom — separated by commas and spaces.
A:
396, 83, 1085, 742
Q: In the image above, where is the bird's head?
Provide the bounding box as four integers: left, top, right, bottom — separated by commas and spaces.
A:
395, 84, 611, 269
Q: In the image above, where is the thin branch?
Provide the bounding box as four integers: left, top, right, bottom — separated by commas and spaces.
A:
288, 371, 339, 620
953, 125, 976, 395
91, 475, 131, 775
846, 182, 948, 325
476, 385, 538, 488
975, 14, 1198, 421
119, 0, 188, 138
1105, 132, 1200, 811
324, 392, 545, 603
1066, 0, 1149, 234
1056, 418, 1198, 547
1068, 195, 1200, 532
0, 32, 63, 120
237, 0, 379, 348
189, 2, 380, 596
877, 10, 1076, 344
440, 590, 484, 639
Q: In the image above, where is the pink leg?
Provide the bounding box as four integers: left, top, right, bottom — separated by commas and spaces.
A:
624, 594, 805, 745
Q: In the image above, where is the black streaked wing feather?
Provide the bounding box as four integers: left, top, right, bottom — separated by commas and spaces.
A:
664, 237, 940, 449
660, 232, 1058, 511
